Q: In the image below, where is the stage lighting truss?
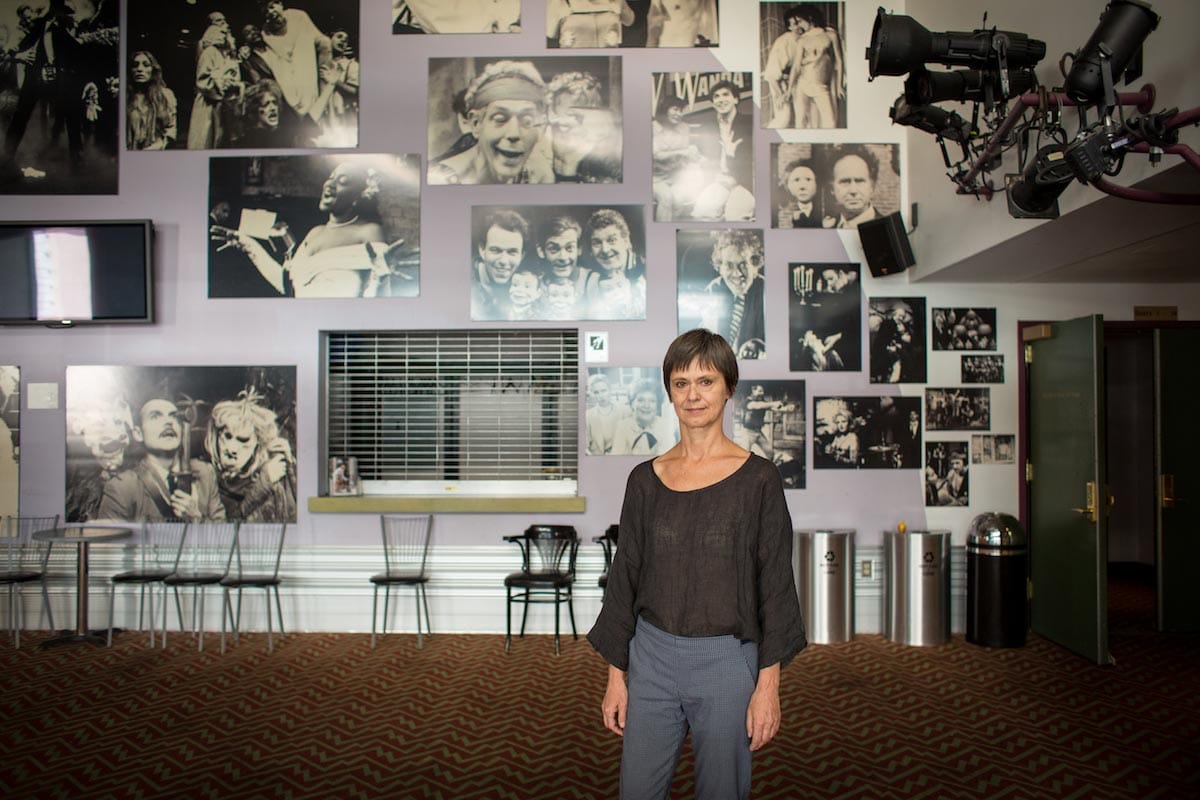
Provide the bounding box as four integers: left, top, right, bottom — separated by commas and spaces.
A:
867, 3, 1200, 213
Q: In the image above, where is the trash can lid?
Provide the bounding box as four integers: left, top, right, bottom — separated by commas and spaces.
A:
967, 512, 1027, 547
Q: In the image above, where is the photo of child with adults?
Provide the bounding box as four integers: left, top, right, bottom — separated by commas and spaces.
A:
732, 380, 806, 488
546, 0, 719, 48
208, 153, 421, 299
813, 395, 922, 470
0, 365, 18, 518
972, 434, 1014, 464
760, 2, 846, 129
427, 56, 622, 186
126, 0, 359, 150
962, 354, 1004, 384
789, 262, 860, 372
925, 441, 969, 506
676, 228, 766, 360
470, 204, 645, 321
392, 1, 522, 34
585, 367, 679, 456
868, 296, 927, 384
65, 365, 297, 524
926, 387, 990, 431
651, 70, 755, 222
932, 307, 997, 351
0, 0, 118, 194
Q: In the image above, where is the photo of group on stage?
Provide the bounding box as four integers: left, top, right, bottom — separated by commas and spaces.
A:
732, 380, 805, 489
585, 367, 679, 457
676, 228, 766, 359
788, 262, 860, 372
651, 70, 755, 222
427, 55, 622, 186
962, 355, 1004, 383
126, 0, 359, 149
925, 387, 991, 431
812, 395, 922, 470
868, 296, 927, 384
393, 1, 521, 34
208, 153, 421, 299
547, 0, 718, 49
470, 204, 645, 321
65, 365, 298, 524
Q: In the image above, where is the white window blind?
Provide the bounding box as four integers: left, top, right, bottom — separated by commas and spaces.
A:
322, 329, 579, 496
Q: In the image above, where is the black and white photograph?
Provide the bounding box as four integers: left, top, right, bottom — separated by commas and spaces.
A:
932, 307, 997, 350
925, 440, 969, 506
208, 153, 421, 299
926, 387, 991, 431
972, 433, 1015, 464
0, 0, 118, 194
677, 228, 766, 359
813, 395, 922, 470
771, 143, 823, 229
329, 455, 360, 495
760, 2, 846, 129
547, 0, 718, 48
0, 365, 17, 517
869, 297, 926, 384
65, 365, 298, 524
789, 262, 860, 372
470, 204, 644, 321
427, 56, 622, 186
733, 380, 805, 488
127, 0, 360, 150
393, 1, 521, 34
962, 354, 1004, 383
651, 70, 755, 222
811, 142, 901, 228
585, 367, 678, 456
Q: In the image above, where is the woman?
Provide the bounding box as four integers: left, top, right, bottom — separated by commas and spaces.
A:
588, 329, 806, 799
211, 160, 392, 298
203, 388, 296, 522
126, 50, 177, 150
651, 96, 703, 221
610, 378, 672, 456
187, 22, 241, 149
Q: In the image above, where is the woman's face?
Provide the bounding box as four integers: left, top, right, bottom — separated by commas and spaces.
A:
786, 165, 816, 203
668, 359, 729, 430
256, 91, 280, 129
666, 104, 683, 124
319, 164, 366, 215
130, 53, 154, 84
632, 390, 659, 425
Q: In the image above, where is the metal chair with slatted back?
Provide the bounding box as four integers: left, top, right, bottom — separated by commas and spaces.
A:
502, 524, 579, 655
162, 521, 237, 651
371, 514, 433, 649
106, 520, 188, 647
593, 524, 619, 599
220, 522, 287, 654
1, 514, 60, 647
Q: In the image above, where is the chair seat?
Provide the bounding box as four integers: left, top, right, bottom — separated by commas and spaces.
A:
112, 569, 174, 584
221, 575, 280, 588
0, 570, 43, 584
505, 571, 573, 589
371, 572, 429, 585
165, 571, 225, 585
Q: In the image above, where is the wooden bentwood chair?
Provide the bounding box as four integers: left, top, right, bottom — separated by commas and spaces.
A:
503, 525, 579, 656
593, 524, 619, 600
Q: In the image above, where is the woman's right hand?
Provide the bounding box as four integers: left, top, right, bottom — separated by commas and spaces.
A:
602, 666, 628, 736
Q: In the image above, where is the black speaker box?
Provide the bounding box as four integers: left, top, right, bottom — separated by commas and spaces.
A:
858, 211, 915, 277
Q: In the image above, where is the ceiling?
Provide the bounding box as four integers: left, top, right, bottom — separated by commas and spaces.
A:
913, 163, 1200, 284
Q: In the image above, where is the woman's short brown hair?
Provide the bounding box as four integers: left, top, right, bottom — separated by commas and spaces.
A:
662, 329, 738, 395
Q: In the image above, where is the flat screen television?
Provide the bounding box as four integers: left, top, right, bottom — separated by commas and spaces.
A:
0, 220, 154, 326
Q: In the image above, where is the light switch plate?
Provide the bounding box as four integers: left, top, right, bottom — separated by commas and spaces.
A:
28, 382, 59, 410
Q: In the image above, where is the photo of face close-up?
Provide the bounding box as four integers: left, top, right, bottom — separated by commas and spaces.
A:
676, 228, 767, 360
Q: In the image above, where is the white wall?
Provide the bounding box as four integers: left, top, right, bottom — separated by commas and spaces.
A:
2, 0, 1199, 635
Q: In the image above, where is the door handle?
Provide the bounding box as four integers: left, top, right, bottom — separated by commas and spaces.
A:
1071, 480, 1098, 523
1161, 474, 1184, 508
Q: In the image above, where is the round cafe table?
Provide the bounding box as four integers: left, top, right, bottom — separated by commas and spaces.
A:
33, 526, 133, 647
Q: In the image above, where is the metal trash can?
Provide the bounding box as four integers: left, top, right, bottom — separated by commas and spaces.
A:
884, 529, 950, 646
966, 512, 1028, 647
795, 529, 854, 643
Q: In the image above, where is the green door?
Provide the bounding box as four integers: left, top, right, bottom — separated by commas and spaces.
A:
1025, 315, 1111, 665
1156, 329, 1200, 631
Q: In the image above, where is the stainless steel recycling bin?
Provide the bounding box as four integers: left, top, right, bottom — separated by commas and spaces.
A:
966, 512, 1028, 648
884, 529, 951, 646
795, 529, 854, 643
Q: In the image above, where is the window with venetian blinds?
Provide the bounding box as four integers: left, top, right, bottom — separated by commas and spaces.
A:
321, 329, 579, 496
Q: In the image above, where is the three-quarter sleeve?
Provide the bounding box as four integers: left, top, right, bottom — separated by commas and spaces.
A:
754, 465, 807, 669
586, 463, 649, 671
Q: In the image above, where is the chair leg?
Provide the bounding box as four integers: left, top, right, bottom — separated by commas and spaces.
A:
40, 576, 54, 633
371, 583, 379, 650
519, 593, 531, 637
420, 583, 433, 640
9, 584, 19, 649
504, 586, 512, 653
382, 585, 391, 638
197, 586, 206, 652
567, 588, 578, 640
414, 587, 422, 649
273, 585, 285, 640
265, 588, 274, 654
234, 587, 244, 644
554, 588, 561, 656
221, 587, 231, 654
106, 582, 117, 647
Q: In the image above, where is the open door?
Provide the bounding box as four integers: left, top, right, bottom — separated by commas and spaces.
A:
1024, 315, 1111, 665
1156, 329, 1200, 631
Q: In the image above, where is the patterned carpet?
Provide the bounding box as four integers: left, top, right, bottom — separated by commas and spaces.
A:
2, 574, 1198, 800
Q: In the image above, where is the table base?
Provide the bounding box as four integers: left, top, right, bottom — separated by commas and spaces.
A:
40, 627, 126, 648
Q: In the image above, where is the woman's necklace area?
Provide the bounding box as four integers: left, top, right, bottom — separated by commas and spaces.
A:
326, 215, 360, 228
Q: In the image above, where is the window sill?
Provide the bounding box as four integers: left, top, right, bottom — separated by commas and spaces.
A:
306, 495, 587, 514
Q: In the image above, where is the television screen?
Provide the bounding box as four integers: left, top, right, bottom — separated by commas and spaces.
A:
0, 221, 154, 325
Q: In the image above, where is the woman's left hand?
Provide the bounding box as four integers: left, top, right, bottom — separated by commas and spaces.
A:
746, 664, 781, 751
